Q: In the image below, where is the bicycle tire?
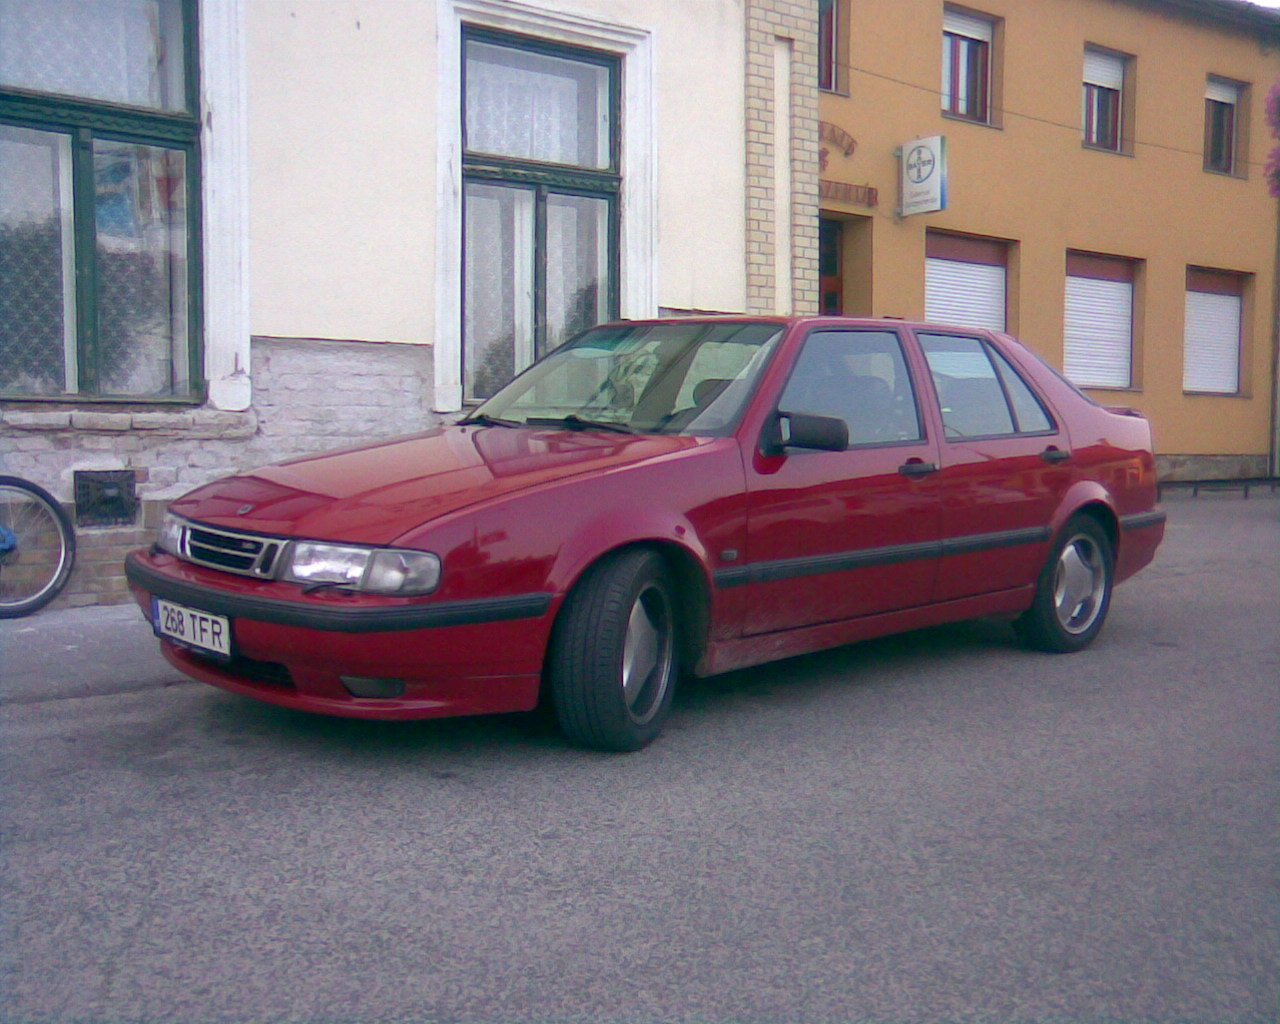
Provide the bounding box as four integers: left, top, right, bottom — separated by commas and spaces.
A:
0, 476, 77, 618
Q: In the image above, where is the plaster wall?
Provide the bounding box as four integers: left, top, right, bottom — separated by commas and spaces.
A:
247, 0, 749, 346
819, 0, 1280, 461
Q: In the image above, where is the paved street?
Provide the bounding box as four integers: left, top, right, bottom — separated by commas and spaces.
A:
1, 494, 1277, 1024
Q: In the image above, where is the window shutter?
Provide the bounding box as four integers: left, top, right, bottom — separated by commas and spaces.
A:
1063, 275, 1132, 388
944, 11, 993, 42
926, 258, 1006, 331
1183, 290, 1241, 393
1083, 49, 1125, 89
1205, 79, 1239, 104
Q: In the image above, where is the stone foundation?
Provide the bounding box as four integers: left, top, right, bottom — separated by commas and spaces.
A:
1154, 453, 1271, 482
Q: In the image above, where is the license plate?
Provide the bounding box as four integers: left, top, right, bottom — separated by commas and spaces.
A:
153, 598, 232, 658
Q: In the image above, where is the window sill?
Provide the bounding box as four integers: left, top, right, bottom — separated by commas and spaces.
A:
1183, 389, 1247, 399
1202, 166, 1248, 181
1081, 142, 1133, 157
1, 405, 257, 438
941, 111, 1001, 130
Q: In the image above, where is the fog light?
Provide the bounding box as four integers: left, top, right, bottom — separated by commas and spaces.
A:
340, 676, 406, 699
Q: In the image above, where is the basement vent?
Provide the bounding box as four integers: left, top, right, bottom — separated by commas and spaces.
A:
74, 470, 138, 528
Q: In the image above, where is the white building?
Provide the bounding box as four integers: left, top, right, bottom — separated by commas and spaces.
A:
0, 0, 819, 606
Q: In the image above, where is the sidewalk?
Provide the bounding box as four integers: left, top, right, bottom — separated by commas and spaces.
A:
0, 599, 177, 705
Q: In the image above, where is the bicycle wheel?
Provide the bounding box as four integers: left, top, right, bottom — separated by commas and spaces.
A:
0, 476, 76, 618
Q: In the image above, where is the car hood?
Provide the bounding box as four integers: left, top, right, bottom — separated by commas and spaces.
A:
168, 425, 704, 545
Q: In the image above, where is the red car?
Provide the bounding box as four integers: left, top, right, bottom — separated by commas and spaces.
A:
127, 317, 1165, 751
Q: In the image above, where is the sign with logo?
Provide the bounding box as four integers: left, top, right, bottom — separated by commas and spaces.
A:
899, 135, 947, 216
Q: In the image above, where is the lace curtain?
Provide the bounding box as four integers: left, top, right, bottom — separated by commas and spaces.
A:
465, 41, 608, 169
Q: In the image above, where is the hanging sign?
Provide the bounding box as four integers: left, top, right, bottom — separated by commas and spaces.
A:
899, 135, 948, 216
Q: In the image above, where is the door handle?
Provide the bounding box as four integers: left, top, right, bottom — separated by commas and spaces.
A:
899, 459, 939, 477
1041, 446, 1071, 464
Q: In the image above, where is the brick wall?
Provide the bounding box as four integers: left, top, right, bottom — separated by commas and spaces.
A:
745, 0, 821, 315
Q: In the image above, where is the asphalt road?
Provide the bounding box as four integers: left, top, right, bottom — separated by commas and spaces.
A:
1, 493, 1277, 1024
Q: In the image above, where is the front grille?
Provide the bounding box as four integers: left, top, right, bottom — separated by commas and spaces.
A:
182, 522, 287, 578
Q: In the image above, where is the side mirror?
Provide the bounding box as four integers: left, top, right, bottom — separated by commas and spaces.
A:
763, 411, 849, 454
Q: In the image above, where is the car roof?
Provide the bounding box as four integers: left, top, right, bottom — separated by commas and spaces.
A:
595, 315, 1003, 335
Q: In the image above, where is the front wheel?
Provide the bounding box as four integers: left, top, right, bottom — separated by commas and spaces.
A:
0, 477, 76, 619
1015, 515, 1113, 653
549, 548, 678, 752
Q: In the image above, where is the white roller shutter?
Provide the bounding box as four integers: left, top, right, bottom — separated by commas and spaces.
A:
1183, 290, 1241, 393
944, 11, 993, 42
1063, 275, 1132, 388
1084, 49, 1125, 89
1206, 79, 1239, 104
926, 258, 1006, 331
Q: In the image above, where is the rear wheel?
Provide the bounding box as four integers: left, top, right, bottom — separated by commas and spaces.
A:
1015, 515, 1113, 653
549, 548, 678, 752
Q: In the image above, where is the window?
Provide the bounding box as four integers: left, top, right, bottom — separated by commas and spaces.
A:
0, 0, 199, 401
1184, 268, 1245, 394
919, 333, 1053, 438
1083, 48, 1126, 152
942, 9, 994, 123
462, 30, 619, 401
819, 0, 839, 92
1063, 252, 1136, 389
1205, 78, 1243, 175
778, 330, 923, 446
925, 232, 1008, 332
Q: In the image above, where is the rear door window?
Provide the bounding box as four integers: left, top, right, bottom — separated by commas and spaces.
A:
917, 332, 1055, 438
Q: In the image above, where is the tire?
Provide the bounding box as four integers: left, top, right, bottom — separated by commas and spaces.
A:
549, 548, 679, 752
1015, 514, 1113, 653
0, 477, 76, 619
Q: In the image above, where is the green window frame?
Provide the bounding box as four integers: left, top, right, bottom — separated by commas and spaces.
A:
0, 0, 202, 403
461, 27, 621, 402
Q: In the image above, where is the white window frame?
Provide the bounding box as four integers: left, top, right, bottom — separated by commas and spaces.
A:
941, 9, 994, 123
436, 0, 655, 412
199, 0, 251, 411
1205, 78, 1241, 175
1083, 47, 1126, 152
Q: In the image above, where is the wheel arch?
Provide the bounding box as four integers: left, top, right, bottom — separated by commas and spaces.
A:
539, 538, 713, 698
1068, 499, 1120, 557
1052, 481, 1120, 557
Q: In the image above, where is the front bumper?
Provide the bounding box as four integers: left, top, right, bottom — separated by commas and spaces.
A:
126, 551, 554, 720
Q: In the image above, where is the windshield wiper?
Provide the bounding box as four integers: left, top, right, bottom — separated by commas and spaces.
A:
526, 414, 636, 434
458, 412, 522, 428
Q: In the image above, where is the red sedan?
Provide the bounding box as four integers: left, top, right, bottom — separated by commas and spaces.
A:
127, 317, 1165, 751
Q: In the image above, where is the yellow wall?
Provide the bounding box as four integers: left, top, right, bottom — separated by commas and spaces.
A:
819, 0, 1279, 465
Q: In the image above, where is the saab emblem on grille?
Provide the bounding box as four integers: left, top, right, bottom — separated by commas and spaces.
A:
236, 504, 255, 516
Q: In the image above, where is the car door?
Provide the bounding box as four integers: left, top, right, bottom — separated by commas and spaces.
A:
741, 327, 942, 636
915, 330, 1073, 601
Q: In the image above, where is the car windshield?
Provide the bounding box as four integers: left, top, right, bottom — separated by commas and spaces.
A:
468, 321, 785, 436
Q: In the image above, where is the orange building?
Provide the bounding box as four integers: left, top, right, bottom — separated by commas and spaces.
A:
817, 0, 1280, 479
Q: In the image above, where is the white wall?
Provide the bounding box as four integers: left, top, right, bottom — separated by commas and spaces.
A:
248, 2, 437, 344
246, 0, 747, 355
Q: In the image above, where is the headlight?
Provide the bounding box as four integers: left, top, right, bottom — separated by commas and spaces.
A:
284, 542, 441, 595
156, 512, 187, 556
